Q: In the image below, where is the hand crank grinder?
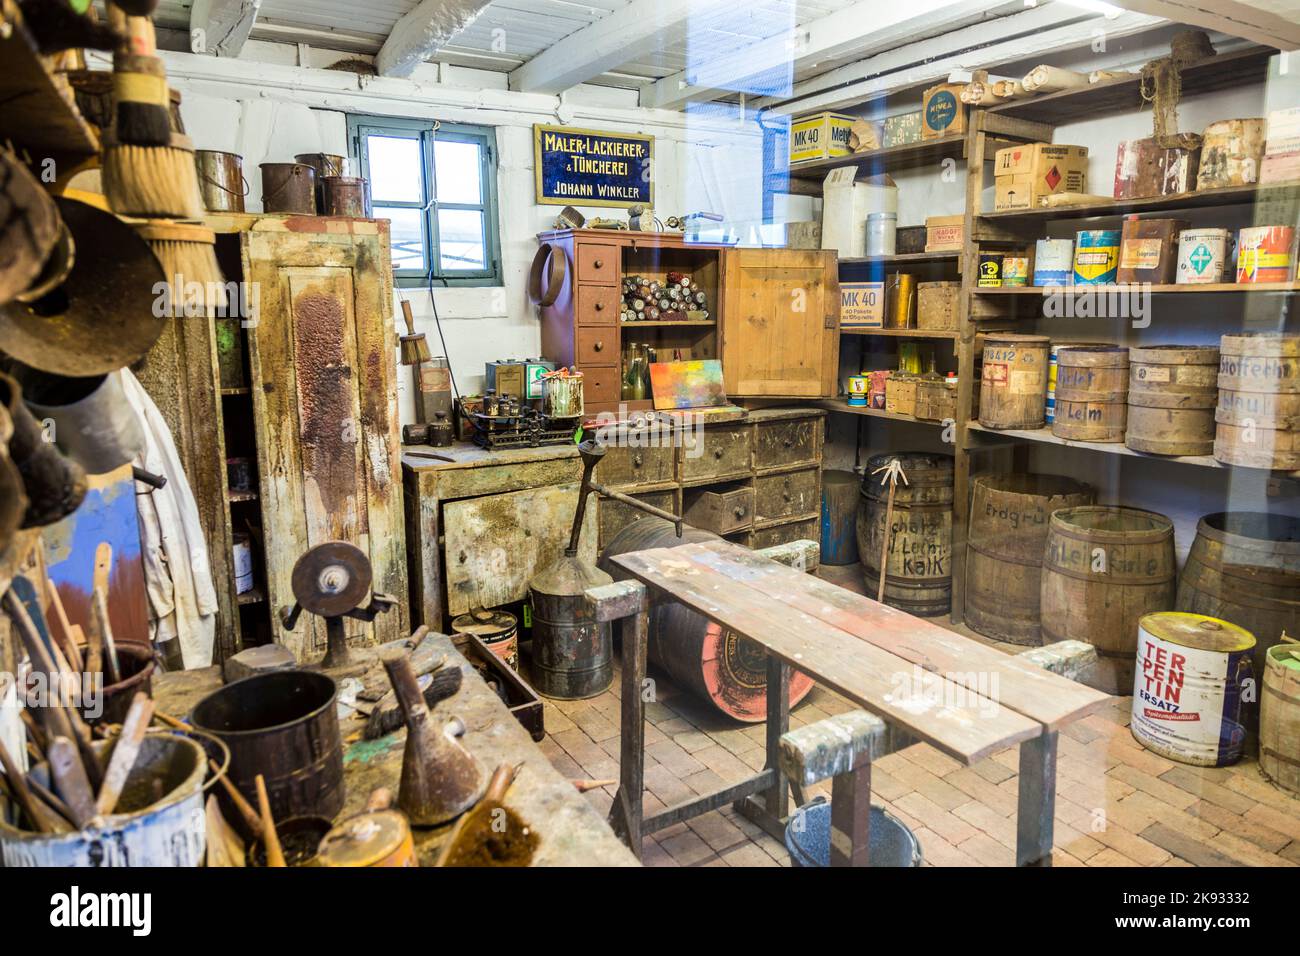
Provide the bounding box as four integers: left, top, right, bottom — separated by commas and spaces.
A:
280, 542, 397, 668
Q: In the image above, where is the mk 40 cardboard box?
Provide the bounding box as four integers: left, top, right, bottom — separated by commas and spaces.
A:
994, 143, 1088, 211
790, 111, 855, 164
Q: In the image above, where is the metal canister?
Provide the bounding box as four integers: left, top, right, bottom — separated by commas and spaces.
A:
543, 372, 585, 418
295, 152, 346, 211
1176, 228, 1230, 284
260, 162, 316, 214
884, 272, 916, 328
451, 609, 519, 671
1072, 229, 1120, 285
317, 811, 417, 868
1002, 256, 1030, 287
1033, 238, 1074, 286
1131, 612, 1255, 767
977, 253, 1002, 288
232, 531, 254, 594
1236, 226, 1296, 283
196, 150, 247, 213
320, 176, 372, 218
846, 373, 870, 406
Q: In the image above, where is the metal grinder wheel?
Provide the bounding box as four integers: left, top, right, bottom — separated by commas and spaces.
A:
291, 542, 372, 618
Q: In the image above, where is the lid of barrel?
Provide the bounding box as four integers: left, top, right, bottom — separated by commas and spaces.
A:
1139, 612, 1255, 653
450, 608, 517, 639
1267, 642, 1300, 671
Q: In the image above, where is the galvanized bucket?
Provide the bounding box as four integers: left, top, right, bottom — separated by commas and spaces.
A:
784, 798, 922, 867
0, 734, 208, 866
195, 150, 248, 213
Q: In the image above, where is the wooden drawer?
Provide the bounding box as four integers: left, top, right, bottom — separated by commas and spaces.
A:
754, 417, 820, 470
683, 484, 753, 534
581, 365, 621, 405
576, 284, 619, 325
598, 489, 676, 548
754, 468, 819, 521
597, 443, 675, 487
681, 426, 751, 483
750, 517, 819, 550
576, 326, 617, 364
576, 243, 618, 285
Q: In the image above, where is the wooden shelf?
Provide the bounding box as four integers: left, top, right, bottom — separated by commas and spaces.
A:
840, 251, 960, 266
227, 490, 258, 503
620, 320, 714, 327
985, 47, 1276, 127
842, 327, 960, 339
978, 181, 1300, 223
235, 587, 264, 606
786, 135, 967, 184
815, 398, 943, 425
221, 387, 251, 395
977, 281, 1300, 295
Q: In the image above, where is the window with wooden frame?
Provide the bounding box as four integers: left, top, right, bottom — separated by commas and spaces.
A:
349, 116, 502, 287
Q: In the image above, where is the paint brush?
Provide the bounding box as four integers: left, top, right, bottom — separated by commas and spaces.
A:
255, 774, 286, 867
0, 736, 69, 834
208, 758, 262, 839
95, 693, 153, 816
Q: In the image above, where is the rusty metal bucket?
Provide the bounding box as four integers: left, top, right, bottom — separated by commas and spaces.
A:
295, 153, 345, 211
196, 150, 248, 213
320, 176, 372, 218
259, 162, 316, 214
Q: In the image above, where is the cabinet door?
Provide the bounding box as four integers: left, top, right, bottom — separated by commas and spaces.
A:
719, 249, 839, 397
243, 220, 406, 661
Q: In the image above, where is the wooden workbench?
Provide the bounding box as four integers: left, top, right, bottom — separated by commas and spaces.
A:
154, 632, 637, 866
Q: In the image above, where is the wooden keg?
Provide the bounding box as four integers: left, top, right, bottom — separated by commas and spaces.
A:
856, 452, 953, 617
1052, 346, 1129, 442
1175, 512, 1300, 681
1126, 344, 1219, 456
1214, 333, 1300, 470
1260, 638, 1300, 797
979, 335, 1050, 430
1041, 506, 1177, 694
965, 473, 1094, 644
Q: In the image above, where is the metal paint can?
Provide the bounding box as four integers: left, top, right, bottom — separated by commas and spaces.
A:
1131, 612, 1256, 767
195, 149, 247, 213
976, 253, 1002, 288
884, 272, 916, 328
259, 162, 316, 214
320, 176, 372, 218
317, 810, 417, 868
1236, 225, 1297, 283
232, 532, 254, 594
1002, 256, 1030, 287
451, 609, 519, 671
847, 374, 870, 406
1033, 238, 1073, 286
1176, 228, 1230, 284
1072, 229, 1121, 285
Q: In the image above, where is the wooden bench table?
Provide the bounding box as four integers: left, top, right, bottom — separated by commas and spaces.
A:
591, 539, 1110, 867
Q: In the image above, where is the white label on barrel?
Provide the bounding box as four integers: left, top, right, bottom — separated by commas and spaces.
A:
1136, 366, 1171, 383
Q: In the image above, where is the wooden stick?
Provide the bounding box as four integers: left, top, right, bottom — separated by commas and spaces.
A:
27, 776, 77, 829
571, 778, 617, 793
209, 758, 262, 838
44, 579, 85, 675
2, 590, 78, 745
0, 735, 67, 834
19, 708, 47, 758
95, 693, 154, 816
255, 774, 285, 867
92, 588, 121, 686
47, 736, 99, 829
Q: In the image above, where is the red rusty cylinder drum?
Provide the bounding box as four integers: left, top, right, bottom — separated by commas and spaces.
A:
320, 176, 372, 218
259, 162, 316, 214
600, 518, 814, 722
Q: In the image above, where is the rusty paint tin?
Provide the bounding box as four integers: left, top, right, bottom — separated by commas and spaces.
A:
1131, 612, 1255, 767
321, 176, 372, 218
318, 810, 417, 867
1236, 226, 1297, 283
1176, 228, 1231, 284
196, 150, 248, 213
1002, 256, 1030, 287
295, 153, 346, 210
259, 162, 316, 214
451, 609, 519, 671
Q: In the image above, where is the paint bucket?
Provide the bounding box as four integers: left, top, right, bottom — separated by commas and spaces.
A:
320, 176, 372, 218
884, 273, 916, 328
195, 149, 248, 213
1131, 612, 1256, 768
1072, 229, 1120, 285
246, 815, 334, 867
233, 532, 254, 594
259, 162, 316, 214
451, 609, 519, 671
977, 253, 1002, 288
1176, 228, 1230, 284
0, 734, 207, 866
22, 370, 145, 474
846, 374, 869, 406
94, 643, 157, 727
1002, 255, 1030, 287
1236, 226, 1296, 283
784, 798, 922, 867
1033, 238, 1073, 286
318, 810, 417, 867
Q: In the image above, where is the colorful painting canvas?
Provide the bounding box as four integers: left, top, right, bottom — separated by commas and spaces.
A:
649, 359, 728, 410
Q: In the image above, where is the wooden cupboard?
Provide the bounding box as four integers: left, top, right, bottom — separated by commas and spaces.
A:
536, 229, 839, 416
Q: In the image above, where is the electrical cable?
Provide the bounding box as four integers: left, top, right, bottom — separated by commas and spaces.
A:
426, 272, 460, 403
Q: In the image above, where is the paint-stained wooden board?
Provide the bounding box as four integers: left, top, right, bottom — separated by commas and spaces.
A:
611, 546, 1042, 765
683, 540, 1111, 730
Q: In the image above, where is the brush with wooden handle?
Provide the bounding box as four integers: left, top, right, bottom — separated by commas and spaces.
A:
0, 735, 69, 834
48, 737, 100, 829
209, 758, 263, 839
435, 762, 519, 867
254, 774, 285, 867
95, 693, 153, 816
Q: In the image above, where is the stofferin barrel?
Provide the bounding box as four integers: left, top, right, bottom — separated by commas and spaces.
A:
1214, 333, 1300, 470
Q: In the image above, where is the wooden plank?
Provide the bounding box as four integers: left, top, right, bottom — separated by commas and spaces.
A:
786, 135, 967, 184
610, 547, 1041, 764
681, 541, 1110, 730
980, 181, 1300, 223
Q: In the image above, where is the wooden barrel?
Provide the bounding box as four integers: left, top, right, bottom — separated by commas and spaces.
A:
598, 518, 814, 722
979, 335, 1050, 430
1260, 639, 1300, 797
819, 470, 860, 566
856, 452, 953, 617
1214, 333, 1300, 470
1041, 506, 1177, 694
1126, 344, 1219, 456
1175, 512, 1300, 681
1052, 346, 1129, 442
965, 473, 1095, 644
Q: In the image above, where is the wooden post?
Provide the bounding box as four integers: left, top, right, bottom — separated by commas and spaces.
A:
763, 655, 791, 821
1016, 730, 1058, 867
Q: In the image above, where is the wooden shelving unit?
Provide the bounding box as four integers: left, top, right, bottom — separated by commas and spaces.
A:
786, 134, 968, 185
977, 282, 1300, 295
842, 328, 960, 339
840, 251, 961, 266
816, 398, 944, 426
979, 181, 1300, 224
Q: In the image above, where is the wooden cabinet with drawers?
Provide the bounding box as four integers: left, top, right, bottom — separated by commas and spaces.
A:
537, 229, 839, 418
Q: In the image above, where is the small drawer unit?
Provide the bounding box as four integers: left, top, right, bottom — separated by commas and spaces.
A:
576, 284, 620, 325
683, 483, 754, 535
598, 489, 677, 548
750, 517, 819, 549
755, 468, 819, 522
598, 443, 676, 488
754, 416, 820, 470
576, 243, 618, 284
681, 425, 752, 484
577, 326, 617, 364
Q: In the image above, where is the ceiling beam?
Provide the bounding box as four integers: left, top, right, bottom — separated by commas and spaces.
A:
643, 0, 1011, 110
1104, 0, 1300, 49
759, 8, 1164, 114
189, 0, 262, 58
508, 0, 727, 95
376, 0, 495, 78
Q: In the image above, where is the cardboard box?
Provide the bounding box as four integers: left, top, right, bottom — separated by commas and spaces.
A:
884, 111, 923, 147
790, 111, 856, 165
821, 169, 897, 259
925, 214, 964, 253
1261, 150, 1300, 184
840, 282, 885, 329
1265, 106, 1300, 157
922, 84, 966, 140
994, 143, 1088, 211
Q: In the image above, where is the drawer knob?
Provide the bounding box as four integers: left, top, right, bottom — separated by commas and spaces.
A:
782, 491, 792, 502
595, 302, 605, 311
733, 506, 747, 518
783, 437, 793, 447
632, 454, 643, 467
594, 259, 604, 268
594, 341, 604, 352
713, 448, 724, 459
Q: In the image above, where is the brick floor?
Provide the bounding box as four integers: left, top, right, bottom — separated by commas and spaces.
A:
533, 567, 1300, 867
